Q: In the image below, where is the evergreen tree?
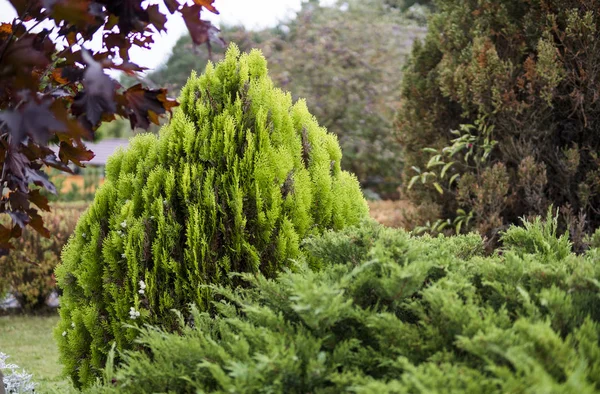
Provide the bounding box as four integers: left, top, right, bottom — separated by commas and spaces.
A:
55, 45, 368, 388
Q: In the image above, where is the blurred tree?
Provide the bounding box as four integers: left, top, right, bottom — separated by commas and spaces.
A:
264, 0, 425, 197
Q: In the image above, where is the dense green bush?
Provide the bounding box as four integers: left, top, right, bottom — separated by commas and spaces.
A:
55, 45, 368, 388
398, 0, 600, 247
0, 203, 85, 310
89, 215, 600, 393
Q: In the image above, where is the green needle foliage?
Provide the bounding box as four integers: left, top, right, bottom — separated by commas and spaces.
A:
91, 215, 600, 393
55, 44, 368, 389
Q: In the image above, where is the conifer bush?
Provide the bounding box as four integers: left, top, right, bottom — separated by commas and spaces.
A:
55, 45, 368, 388
398, 0, 600, 247
90, 216, 600, 393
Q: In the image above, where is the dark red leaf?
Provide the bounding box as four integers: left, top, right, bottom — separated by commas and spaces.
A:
8, 210, 28, 228
119, 84, 178, 129
72, 51, 117, 127
0, 99, 66, 146
42, 153, 72, 173
164, 0, 179, 14
4, 150, 29, 183
8, 0, 41, 16
46, 0, 99, 29
8, 190, 30, 212
25, 167, 56, 194
28, 208, 50, 238
2, 33, 52, 71
28, 189, 50, 211
58, 140, 94, 166
104, 0, 148, 35
147, 4, 167, 32
181, 4, 214, 45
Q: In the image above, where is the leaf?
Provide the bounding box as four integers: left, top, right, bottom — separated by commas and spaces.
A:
193, 0, 219, 14
449, 173, 460, 187
164, 0, 179, 13
2, 33, 54, 71
28, 189, 50, 211
103, 0, 148, 35
426, 154, 442, 169
433, 182, 443, 195
181, 4, 220, 46
0, 99, 66, 146
47, 0, 100, 29
147, 4, 167, 32
8, 210, 29, 228
119, 84, 178, 129
72, 51, 117, 127
25, 167, 56, 194
422, 147, 438, 153
407, 175, 419, 190
27, 208, 50, 238
455, 221, 462, 234
440, 161, 454, 179
58, 140, 94, 166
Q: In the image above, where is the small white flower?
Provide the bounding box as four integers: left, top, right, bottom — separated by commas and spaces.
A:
71, 322, 75, 328
129, 307, 141, 320
139, 280, 146, 290
163, 199, 167, 205
150, 216, 155, 220
121, 253, 126, 259
120, 220, 127, 228
62, 331, 67, 337
82, 233, 86, 238
138, 289, 145, 295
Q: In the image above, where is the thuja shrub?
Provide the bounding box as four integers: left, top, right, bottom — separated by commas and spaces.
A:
0, 202, 85, 310
398, 0, 600, 247
90, 215, 600, 393
55, 45, 368, 388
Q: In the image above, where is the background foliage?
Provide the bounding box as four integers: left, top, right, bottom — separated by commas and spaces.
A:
0, 202, 85, 310
398, 0, 600, 248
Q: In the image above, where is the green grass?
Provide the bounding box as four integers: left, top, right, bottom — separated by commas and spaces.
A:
0, 314, 74, 393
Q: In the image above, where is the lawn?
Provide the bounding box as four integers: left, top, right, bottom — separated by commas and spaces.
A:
0, 314, 73, 393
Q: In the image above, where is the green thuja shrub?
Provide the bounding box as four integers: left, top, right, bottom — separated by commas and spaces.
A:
55, 45, 368, 388
90, 216, 600, 393
398, 0, 600, 248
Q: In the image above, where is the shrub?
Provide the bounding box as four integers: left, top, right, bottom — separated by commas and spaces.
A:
0, 203, 86, 310
398, 0, 600, 247
0, 353, 36, 394
55, 45, 368, 388
90, 216, 600, 393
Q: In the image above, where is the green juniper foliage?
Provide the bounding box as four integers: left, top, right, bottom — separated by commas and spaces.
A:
55, 44, 368, 388
90, 217, 600, 393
